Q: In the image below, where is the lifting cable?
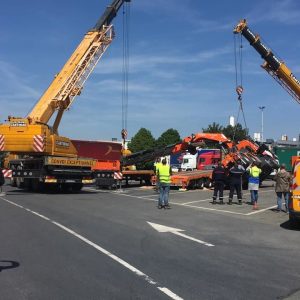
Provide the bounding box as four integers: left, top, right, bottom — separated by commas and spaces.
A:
233, 33, 248, 141
121, 2, 130, 145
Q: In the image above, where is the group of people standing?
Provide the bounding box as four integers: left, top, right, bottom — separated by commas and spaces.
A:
154, 156, 291, 212
212, 160, 291, 211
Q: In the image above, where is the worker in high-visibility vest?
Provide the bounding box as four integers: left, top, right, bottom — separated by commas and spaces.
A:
154, 158, 162, 193
247, 161, 262, 210
156, 158, 172, 209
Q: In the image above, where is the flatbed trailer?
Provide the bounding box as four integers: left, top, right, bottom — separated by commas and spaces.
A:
151, 170, 213, 190
122, 170, 154, 186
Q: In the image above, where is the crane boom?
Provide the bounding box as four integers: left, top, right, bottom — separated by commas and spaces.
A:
234, 19, 300, 104
0, 0, 130, 157
28, 0, 130, 132
122, 132, 278, 182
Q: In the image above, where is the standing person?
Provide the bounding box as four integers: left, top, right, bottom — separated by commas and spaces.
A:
156, 158, 172, 209
228, 162, 244, 205
246, 162, 262, 210
154, 158, 162, 193
212, 161, 226, 204
274, 164, 291, 212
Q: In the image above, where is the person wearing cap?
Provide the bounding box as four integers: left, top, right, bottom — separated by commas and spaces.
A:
154, 158, 162, 193
211, 161, 226, 204
156, 158, 172, 209
246, 161, 262, 210
274, 164, 291, 212
228, 161, 245, 205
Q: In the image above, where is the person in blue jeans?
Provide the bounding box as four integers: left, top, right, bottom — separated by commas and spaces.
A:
156, 158, 172, 209
274, 164, 291, 212
246, 162, 262, 210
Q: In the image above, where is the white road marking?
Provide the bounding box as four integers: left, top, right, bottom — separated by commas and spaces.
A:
0, 196, 184, 300
84, 187, 276, 216
158, 287, 184, 300
245, 205, 278, 215
148, 222, 214, 247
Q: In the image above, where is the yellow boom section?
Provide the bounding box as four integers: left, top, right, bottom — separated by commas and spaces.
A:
234, 19, 300, 104
28, 25, 114, 130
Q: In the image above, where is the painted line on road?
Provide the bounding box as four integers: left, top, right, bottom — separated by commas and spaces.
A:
245, 205, 278, 215
180, 189, 274, 205
0, 196, 184, 300
83, 187, 276, 216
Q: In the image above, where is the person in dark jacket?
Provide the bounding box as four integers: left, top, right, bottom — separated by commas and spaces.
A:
228, 162, 244, 205
274, 164, 291, 212
212, 161, 226, 204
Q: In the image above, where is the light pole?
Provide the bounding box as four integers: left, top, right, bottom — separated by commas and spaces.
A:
258, 106, 265, 142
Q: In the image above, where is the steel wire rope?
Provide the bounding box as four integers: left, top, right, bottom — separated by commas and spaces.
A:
233, 34, 248, 141
122, 3, 130, 139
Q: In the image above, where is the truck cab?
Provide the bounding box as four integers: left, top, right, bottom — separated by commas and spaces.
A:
181, 154, 197, 171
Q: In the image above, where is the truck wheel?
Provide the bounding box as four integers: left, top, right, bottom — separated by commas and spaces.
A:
11, 178, 17, 187
72, 183, 83, 192
198, 179, 204, 189
16, 178, 24, 189
31, 179, 43, 192
204, 178, 212, 188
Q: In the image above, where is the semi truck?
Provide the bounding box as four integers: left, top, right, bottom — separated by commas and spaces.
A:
180, 149, 221, 171
72, 139, 154, 189
0, 0, 131, 192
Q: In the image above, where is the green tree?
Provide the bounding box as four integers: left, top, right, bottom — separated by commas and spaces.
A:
202, 122, 223, 133
156, 128, 181, 148
128, 128, 156, 169
128, 128, 155, 152
222, 123, 248, 142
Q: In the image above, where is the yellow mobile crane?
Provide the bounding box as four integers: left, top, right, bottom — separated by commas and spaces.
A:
234, 19, 300, 104
0, 0, 130, 191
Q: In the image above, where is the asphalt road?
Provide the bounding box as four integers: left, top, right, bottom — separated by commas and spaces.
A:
0, 182, 300, 300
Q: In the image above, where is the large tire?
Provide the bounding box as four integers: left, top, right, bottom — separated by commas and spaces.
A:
71, 183, 83, 192
16, 178, 25, 189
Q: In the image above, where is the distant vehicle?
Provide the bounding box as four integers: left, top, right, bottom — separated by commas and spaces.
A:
181, 149, 221, 171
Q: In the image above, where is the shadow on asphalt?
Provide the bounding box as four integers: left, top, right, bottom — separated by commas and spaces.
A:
0, 260, 20, 272
280, 220, 300, 231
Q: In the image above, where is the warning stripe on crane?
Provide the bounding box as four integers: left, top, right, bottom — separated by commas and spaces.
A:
0, 135, 4, 151
33, 135, 45, 152
292, 160, 300, 191
2, 169, 12, 178
114, 172, 123, 180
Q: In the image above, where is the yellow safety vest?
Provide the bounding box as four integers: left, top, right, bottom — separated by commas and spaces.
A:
250, 166, 261, 178
158, 164, 171, 183
155, 162, 162, 174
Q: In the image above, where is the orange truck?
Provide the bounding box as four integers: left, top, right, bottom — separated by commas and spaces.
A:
72, 140, 153, 188
151, 169, 213, 190
289, 156, 300, 227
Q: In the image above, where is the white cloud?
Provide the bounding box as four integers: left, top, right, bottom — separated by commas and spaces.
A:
245, 0, 300, 25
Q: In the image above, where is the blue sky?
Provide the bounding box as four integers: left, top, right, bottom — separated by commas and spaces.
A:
0, 0, 299, 142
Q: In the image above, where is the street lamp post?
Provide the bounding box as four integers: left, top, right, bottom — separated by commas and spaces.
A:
258, 106, 265, 142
